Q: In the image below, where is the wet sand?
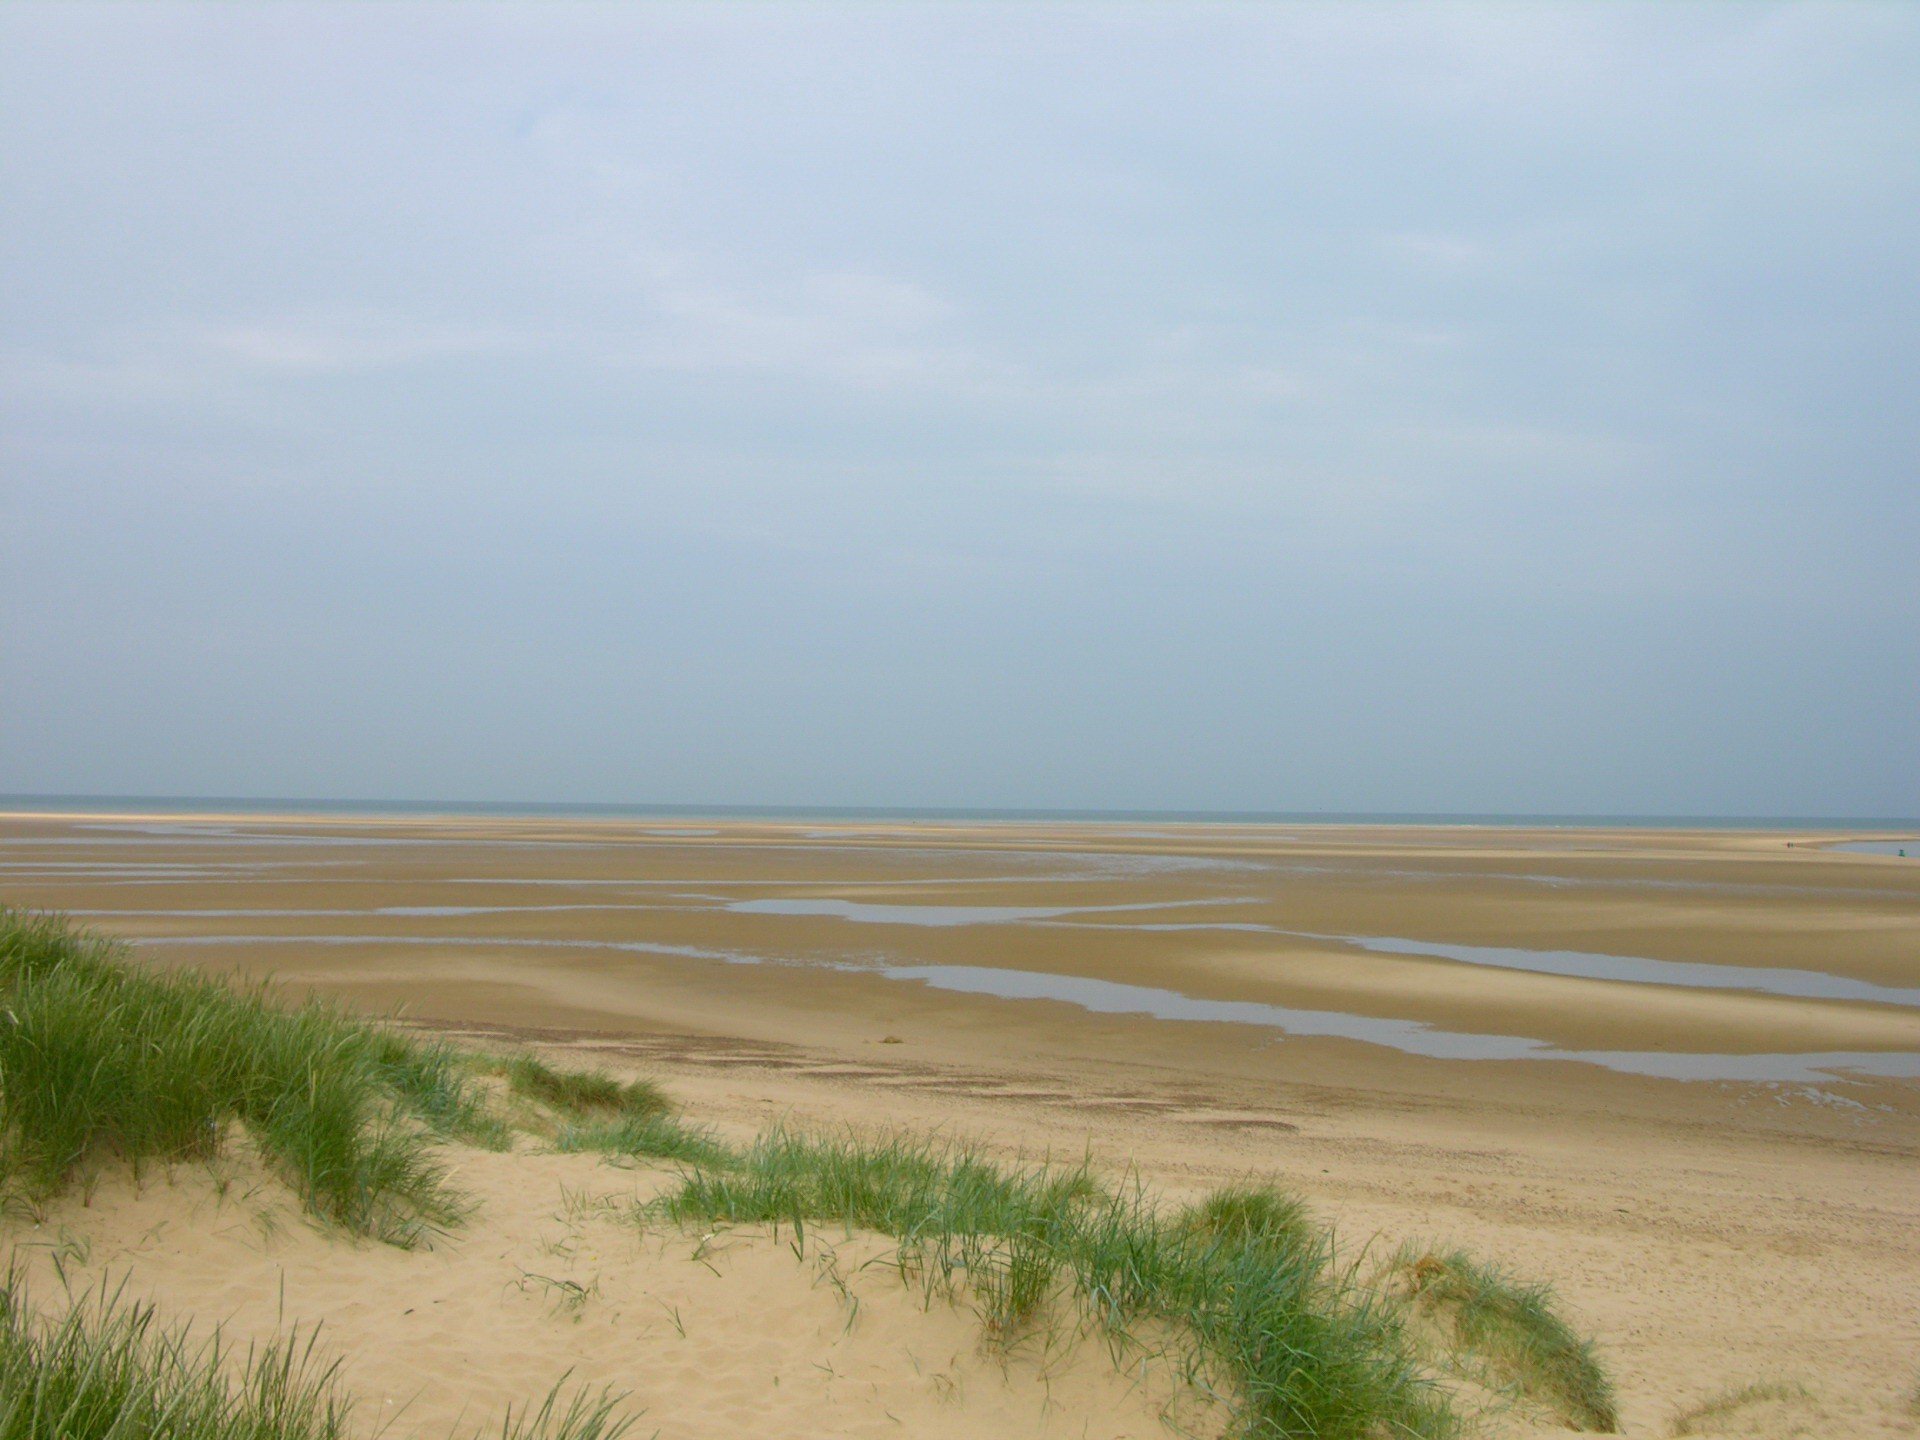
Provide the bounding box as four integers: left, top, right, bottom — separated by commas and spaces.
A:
3, 810, 1918, 1435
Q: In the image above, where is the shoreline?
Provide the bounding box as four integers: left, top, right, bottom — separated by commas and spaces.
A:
7, 797, 1920, 832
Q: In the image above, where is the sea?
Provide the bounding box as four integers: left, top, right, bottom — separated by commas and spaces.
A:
1, 795, 1915, 830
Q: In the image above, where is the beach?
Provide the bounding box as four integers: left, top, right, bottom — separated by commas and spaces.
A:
2, 810, 1916, 1436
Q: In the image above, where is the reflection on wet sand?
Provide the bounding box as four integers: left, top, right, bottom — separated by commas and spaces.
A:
4, 811, 1916, 1103
128, 930, 1920, 1084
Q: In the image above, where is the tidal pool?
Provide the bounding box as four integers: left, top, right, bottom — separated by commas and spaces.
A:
1049, 919, 1920, 1008
879, 963, 1920, 1084
725, 897, 1248, 927
129, 932, 1920, 1086
1332, 934, 1920, 1009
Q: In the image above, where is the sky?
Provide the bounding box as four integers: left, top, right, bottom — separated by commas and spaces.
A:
2, 3, 1916, 818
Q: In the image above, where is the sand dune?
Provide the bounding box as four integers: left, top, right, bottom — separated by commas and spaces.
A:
2, 812, 1917, 1436
10, 1142, 1219, 1440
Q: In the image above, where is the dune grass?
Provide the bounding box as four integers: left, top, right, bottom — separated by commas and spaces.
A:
499, 1049, 723, 1164
0, 909, 1613, 1438
0, 910, 718, 1242
0, 909, 487, 1246
1176, 1183, 1316, 1252
656, 1126, 1097, 1240
1390, 1245, 1616, 1432
0, 1269, 350, 1440
0, 1268, 633, 1440
501, 1055, 667, 1122
1667, 1379, 1813, 1436
651, 1126, 1453, 1439
551, 1112, 731, 1167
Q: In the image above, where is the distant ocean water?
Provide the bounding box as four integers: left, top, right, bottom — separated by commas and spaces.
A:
2, 795, 1915, 830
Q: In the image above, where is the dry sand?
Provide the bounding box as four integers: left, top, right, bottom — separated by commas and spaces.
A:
2, 811, 1917, 1437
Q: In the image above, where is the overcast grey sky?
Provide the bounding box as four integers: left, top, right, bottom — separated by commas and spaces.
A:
2, 3, 1915, 816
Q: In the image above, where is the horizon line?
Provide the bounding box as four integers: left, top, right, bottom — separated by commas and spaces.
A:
2, 793, 1917, 830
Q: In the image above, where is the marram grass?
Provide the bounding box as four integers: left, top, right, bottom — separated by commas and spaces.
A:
551, 1111, 731, 1167
501, 1054, 668, 1122
0, 1269, 350, 1440
0, 1268, 634, 1440
1390, 1244, 1617, 1432
652, 1126, 1456, 1439
0, 909, 714, 1242
0, 911, 1622, 1439
0, 909, 476, 1246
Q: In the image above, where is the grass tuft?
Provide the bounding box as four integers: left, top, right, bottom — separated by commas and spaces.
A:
655, 1125, 1095, 1238
1668, 1379, 1813, 1436
0, 1268, 635, 1440
0, 1268, 352, 1440
1391, 1245, 1616, 1432
552, 1113, 731, 1168
491, 1379, 636, 1440
1075, 1182, 1442, 1439
652, 1129, 1451, 1438
1176, 1183, 1315, 1252
502, 1056, 667, 1122
0, 910, 474, 1245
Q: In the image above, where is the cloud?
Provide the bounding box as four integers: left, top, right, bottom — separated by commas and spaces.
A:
199, 312, 526, 374
623, 267, 980, 390
1, 2, 1914, 812
1373, 232, 1495, 271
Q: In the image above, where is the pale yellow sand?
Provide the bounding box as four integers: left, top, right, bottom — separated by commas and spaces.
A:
3, 813, 1917, 1436
9, 1144, 1218, 1440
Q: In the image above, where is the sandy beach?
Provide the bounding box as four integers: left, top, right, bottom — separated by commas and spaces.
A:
2, 810, 1917, 1437
10, 5, 1916, 1435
